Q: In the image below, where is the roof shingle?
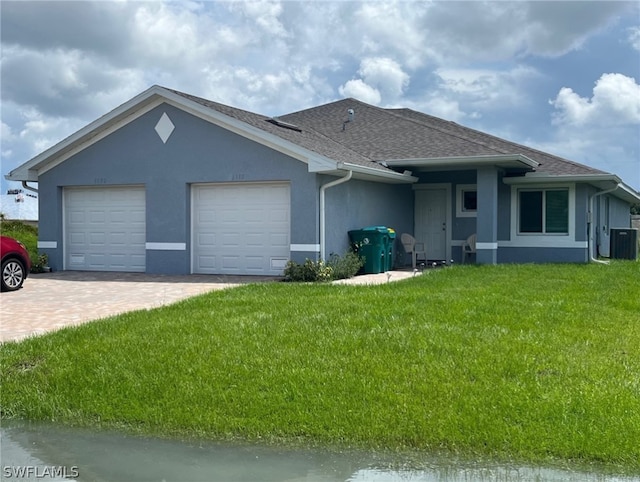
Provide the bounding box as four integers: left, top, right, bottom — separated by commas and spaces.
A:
281, 98, 606, 176
168, 88, 608, 177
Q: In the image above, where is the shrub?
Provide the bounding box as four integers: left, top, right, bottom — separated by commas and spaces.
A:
327, 251, 365, 280
284, 259, 333, 282
284, 252, 364, 282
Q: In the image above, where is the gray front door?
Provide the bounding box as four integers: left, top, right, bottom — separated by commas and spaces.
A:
415, 187, 449, 260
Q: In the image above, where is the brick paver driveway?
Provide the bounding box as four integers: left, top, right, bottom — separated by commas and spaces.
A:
0, 271, 275, 342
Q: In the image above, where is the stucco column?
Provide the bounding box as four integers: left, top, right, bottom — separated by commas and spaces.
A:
476, 166, 499, 264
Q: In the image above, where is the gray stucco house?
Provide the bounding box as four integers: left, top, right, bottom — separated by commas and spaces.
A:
6, 85, 639, 275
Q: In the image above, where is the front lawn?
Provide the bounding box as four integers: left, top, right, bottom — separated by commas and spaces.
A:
1, 263, 638, 472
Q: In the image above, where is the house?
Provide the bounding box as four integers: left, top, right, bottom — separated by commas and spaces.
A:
0, 191, 38, 227
5, 85, 639, 275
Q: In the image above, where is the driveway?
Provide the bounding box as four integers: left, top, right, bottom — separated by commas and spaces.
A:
0, 271, 276, 343
1, 270, 419, 343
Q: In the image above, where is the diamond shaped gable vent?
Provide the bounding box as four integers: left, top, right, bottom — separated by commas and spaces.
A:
154, 112, 175, 144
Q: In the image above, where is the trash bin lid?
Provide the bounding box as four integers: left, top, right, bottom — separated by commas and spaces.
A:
362, 225, 386, 232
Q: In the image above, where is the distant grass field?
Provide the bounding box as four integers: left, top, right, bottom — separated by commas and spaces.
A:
1, 262, 638, 473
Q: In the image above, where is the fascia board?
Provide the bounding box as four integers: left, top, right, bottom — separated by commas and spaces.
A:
338, 162, 418, 183
385, 154, 538, 170
6, 85, 339, 181
5, 85, 169, 181
614, 182, 640, 203
504, 173, 620, 184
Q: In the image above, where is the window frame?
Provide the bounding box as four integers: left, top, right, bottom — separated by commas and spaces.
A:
517, 187, 570, 236
456, 184, 477, 218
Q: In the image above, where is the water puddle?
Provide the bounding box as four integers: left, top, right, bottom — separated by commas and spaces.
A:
1, 420, 637, 481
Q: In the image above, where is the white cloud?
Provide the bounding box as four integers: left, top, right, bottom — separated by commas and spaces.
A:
234, 0, 288, 38
540, 73, 640, 188
435, 66, 540, 109
338, 79, 381, 105
530, 130, 640, 190
338, 57, 409, 105
1, 1, 639, 191
551, 73, 640, 127
338, 57, 409, 104
353, 2, 431, 69
358, 57, 410, 98
419, 97, 471, 123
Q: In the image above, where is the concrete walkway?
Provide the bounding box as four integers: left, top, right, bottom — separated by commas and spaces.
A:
0, 270, 420, 343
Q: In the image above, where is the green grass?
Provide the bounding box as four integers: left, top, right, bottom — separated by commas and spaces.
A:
1, 263, 639, 472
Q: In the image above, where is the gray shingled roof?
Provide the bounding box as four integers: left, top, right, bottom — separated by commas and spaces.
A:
170, 88, 606, 177
385, 107, 605, 176
281, 98, 606, 176
168, 89, 391, 172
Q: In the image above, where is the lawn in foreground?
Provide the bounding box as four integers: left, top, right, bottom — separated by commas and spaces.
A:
1, 263, 639, 472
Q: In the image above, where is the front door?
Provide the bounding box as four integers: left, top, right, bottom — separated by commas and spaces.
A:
415, 186, 449, 261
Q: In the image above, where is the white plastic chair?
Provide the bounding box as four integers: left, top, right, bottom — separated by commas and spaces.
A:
401, 233, 427, 269
461, 233, 477, 264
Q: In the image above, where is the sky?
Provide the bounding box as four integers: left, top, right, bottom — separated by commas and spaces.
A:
1, 0, 639, 194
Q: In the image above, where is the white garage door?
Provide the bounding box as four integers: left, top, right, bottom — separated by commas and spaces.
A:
64, 186, 146, 272
192, 183, 290, 275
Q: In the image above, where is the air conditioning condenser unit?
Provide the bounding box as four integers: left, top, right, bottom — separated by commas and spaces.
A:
610, 228, 638, 260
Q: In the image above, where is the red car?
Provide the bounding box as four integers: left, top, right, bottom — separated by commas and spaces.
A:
1, 236, 32, 291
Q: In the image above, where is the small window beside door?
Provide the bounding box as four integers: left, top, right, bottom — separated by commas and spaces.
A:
456, 184, 477, 218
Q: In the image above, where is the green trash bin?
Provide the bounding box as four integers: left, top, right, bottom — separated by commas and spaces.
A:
349, 226, 387, 274
385, 228, 396, 271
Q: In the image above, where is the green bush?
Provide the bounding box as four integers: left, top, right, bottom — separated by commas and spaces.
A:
284, 258, 333, 282
284, 252, 364, 282
327, 251, 364, 279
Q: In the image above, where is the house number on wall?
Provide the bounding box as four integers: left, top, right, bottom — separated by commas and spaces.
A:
232, 173, 245, 181
94, 178, 107, 184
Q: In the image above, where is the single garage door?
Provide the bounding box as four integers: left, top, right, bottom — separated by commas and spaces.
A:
64, 186, 146, 272
192, 183, 290, 275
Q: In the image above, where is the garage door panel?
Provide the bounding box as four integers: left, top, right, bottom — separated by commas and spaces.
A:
222, 233, 240, 246
198, 209, 216, 223
245, 233, 264, 246
70, 233, 85, 245
198, 233, 216, 247
65, 186, 146, 272
198, 255, 216, 269
193, 183, 290, 275
245, 209, 263, 223
222, 255, 241, 270
130, 255, 145, 270
90, 232, 106, 245
270, 233, 289, 247
131, 233, 146, 245
88, 254, 105, 268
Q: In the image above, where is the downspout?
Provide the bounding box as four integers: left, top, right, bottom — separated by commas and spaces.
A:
588, 184, 619, 264
320, 170, 353, 261
21, 181, 38, 193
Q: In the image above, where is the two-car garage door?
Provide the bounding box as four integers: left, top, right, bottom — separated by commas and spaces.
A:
192, 183, 290, 275
63, 183, 290, 275
64, 186, 146, 272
